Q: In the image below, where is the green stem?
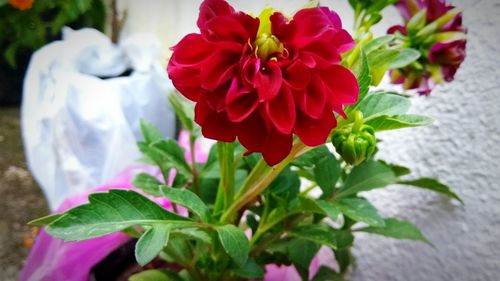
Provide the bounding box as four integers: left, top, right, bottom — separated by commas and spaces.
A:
164, 245, 204, 281
300, 183, 318, 196
214, 142, 235, 215
235, 159, 270, 199
220, 141, 310, 223
189, 134, 200, 195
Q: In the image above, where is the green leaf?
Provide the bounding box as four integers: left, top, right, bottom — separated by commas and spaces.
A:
4, 44, 18, 68
268, 167, 300, 202
231, 258, 264, 279
388, 48, 421, 69
292, 145, 330, 168
171, 228, 212, 244
133, 173, 164, 197
335, 198, 385, 227
289, 224, 337, 249
335, 248, 353, 274
46, 190, 190, 241
215, 225, 250, 267
288, 239, 320, 269
337, 161, 398, 198
366, 114, 433, 131
364, 35, 395, 54
160, 187, 211, 222
352, 49, 371, 102
381, 161, 411, 177
399, 178, 463, 204
150, 140, 192, 178
314, 154, 341, 197
129, 269, 183, 281
288, 239, 321, 280
140, 119, 164, 145
28, 214, 63, 226
367, 49, 400, 70
358, 218, 431, 244
311, 266, 344, 281
168, 93, 194, 132
135, 224, 170, 266
354, 92, 411, 121
332, 229, 354, 249
298, 197, 340, 220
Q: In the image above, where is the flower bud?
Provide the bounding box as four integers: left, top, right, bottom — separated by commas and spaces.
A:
332, 111, 376, 166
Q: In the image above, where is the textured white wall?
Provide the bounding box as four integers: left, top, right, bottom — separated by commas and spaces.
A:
351, 1, 500, 280
121, 1, 500, 279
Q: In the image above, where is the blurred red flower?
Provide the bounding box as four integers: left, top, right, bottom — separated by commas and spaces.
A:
9, 0, 33, 10
168, 0, 358, 165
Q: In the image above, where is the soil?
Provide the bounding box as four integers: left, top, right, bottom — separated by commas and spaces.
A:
0, 107, 49, 281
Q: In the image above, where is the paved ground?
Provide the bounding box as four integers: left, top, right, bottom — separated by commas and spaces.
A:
0, 107, 48, 281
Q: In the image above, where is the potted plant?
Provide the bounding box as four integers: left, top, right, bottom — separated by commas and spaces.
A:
25, 0, 467, 280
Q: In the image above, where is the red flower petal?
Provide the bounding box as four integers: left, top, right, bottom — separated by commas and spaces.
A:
197, 0, 235, 33
237, 111, 267, 153
332, 29, 355, 53
195, 98, 236, 142
167, 64, 202, 101
295, 76, 327, 119
270, 12, 295, 43
206, 82, 231, 112
294, 107, 336, 147
321, 65, 359, 109
291, 7, 342, 47
205, 16, 252, 43
254, 60, 282, 101
200, 50, 239, 90
283, 60, 310, 90
226, 78, 259, 122
170, 34, 213, 66
261, 128, 293, 166
301, 40, 342, 67
266, 85, 296, 134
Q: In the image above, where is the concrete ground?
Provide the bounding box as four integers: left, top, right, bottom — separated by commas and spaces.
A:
0, 107, 48, 281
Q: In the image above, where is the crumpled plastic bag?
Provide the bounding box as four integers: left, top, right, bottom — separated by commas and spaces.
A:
21, 27, 176, 210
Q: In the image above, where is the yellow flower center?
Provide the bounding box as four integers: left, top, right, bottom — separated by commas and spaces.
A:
254, 7, 283, 61
255, 33, 283, 61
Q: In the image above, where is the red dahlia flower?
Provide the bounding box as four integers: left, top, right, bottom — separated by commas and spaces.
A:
388, 0, 466, 95
168, 0, 358, 165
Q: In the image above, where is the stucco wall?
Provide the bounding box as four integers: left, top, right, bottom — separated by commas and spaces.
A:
351, 1, 500, 280
122, 1, 500, 280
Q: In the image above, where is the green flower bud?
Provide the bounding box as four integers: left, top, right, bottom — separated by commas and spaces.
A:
332, 111, 376, 166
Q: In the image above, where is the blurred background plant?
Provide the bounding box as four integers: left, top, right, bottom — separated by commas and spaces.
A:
0, 0, 106, 105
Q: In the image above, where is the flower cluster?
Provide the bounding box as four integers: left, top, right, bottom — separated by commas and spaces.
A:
8, 0, 33, 10
168, 0, 359, 165
388, 0, 467, 95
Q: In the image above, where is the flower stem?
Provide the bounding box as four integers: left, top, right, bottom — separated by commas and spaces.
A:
189, 134, 200, 195
214, 142, 235, 216
220, 141, 310, 223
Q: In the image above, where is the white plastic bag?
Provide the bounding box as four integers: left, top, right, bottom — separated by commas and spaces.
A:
21, 27, 176, 210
